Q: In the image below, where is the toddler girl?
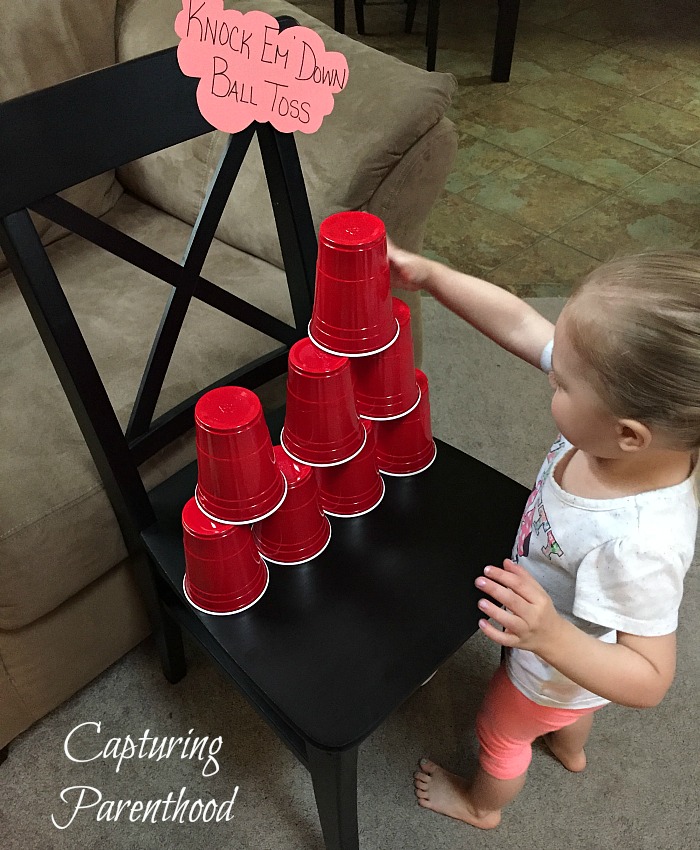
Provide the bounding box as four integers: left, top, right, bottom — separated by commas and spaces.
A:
387, 246, 699, 830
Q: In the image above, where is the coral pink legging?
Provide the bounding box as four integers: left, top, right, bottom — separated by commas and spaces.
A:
476, 665, 602, 780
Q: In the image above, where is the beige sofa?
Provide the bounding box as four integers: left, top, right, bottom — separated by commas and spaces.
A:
0, 0, 457, 749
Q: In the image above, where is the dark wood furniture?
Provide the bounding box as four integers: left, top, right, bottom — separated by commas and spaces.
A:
335, 0, 521, 80
146, 429, 527, 848
0, 19, 528, 848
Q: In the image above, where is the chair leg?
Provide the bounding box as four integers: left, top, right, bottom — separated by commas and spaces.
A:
0, 745, 8, 765
354, 0, 365, 35
133, 555, 187, 684
491, 0, 520, 82
426, 0, 441, 72
155, 605, 187, 684
405, 0, 418, 33
308, 744, 360, 850
334, 0, 345, 33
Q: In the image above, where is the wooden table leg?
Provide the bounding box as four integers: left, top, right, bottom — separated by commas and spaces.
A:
426, 0, 441, 71
354, 0, 366, 35
334, 0, 345, 33
308, 744, 360, 850
491, 0, 520, 82
405, 0, 418, 34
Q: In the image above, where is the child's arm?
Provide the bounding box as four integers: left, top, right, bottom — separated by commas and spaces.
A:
387, 242, 555, 368
476, 559, 676, 708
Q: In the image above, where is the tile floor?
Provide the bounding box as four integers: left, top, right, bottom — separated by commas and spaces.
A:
297, 0, 700, 296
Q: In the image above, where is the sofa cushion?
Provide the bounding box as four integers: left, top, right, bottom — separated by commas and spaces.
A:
2, 0, 118, 97
116, 0, 456, 267
0, 0, 123, 269
0, 559, 150, 744
0, 192, 293, 630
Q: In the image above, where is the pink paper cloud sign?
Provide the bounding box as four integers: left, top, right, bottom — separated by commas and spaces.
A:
175, 1, 349, 134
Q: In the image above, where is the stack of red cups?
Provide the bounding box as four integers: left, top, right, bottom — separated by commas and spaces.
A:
283, 210, 437, 514
182, 386, 285, 615
281, 336, 385, 517
180, 211, 436, 613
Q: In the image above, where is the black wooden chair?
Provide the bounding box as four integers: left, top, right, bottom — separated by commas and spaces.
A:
334, 0, 521, 80
1, 16, 529, 849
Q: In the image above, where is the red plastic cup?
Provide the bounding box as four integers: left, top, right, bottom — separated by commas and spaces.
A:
374, 369, 437, 476
253, 447, 331, 565
350, 297, 419, 420
194, 386, 287, 524
182, 497, 269, 615
281, 337, 366, 467
316, 420, 385, 516
309, 211, 399, 357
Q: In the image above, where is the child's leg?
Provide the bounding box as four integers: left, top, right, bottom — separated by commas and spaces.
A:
413, 665, 600, 830
413, 666, 533, 831
414, 760, 523, 830
543, 712, 595, 772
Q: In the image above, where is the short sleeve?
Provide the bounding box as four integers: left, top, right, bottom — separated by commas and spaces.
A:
573, 537, 689, 636
539, 339, 554, 373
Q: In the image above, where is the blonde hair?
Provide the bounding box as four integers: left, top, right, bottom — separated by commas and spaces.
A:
565, 250, 700, 452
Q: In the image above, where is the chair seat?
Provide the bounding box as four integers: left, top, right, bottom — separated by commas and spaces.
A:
143, 432, 528, 750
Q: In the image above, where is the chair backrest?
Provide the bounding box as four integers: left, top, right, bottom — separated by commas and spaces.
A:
0, 21, 316, 551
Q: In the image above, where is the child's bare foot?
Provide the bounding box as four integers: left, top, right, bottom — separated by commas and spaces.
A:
413, 759, 501, 830
542, 733, 587, 772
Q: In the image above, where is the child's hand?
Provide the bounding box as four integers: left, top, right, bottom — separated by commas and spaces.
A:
475, 558, 564, 654
386, 238, 432, 292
